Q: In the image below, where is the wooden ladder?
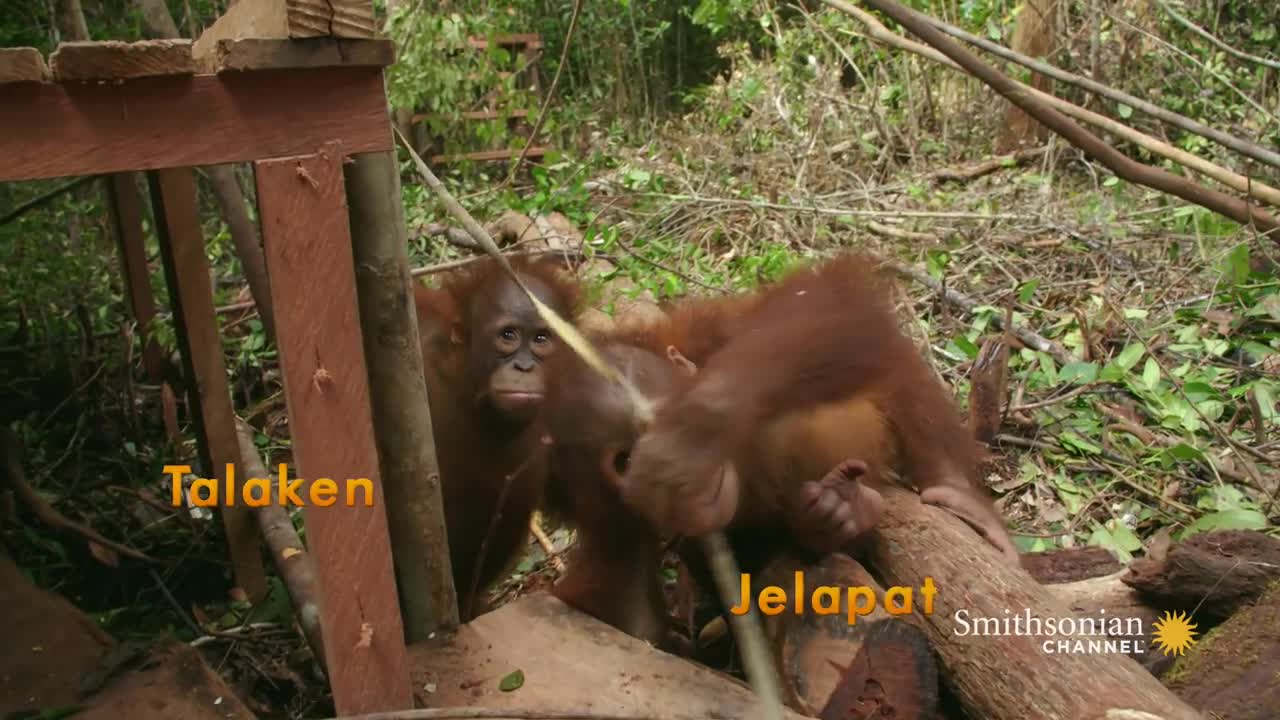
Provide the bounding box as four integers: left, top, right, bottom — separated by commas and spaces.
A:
414, 33, 551, 165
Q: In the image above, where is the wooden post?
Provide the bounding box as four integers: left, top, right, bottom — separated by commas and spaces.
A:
105, 172, 165, 383
253, 142, 412, 715
344, 148, 460, 639
147, 167, 268, 603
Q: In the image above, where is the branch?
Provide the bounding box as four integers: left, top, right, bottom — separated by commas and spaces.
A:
820, 0, 1280, 208
829, 0, 1280, 240
1154, 0, 1280, 71
1, 424, 157, 565
919, 7, 1280, 170
0, 176, 98, 225
233, 418, 327, 672
881, 258, 1073, 365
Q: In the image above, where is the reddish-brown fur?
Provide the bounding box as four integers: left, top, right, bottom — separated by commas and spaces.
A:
540, 252, 1015, 641
618, 252, 1016, 561
414, 255, 583, 620
542, 341, 689, 650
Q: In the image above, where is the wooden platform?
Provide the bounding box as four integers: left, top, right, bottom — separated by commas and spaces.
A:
0, 37, 396, 182
411, 592, 810, 719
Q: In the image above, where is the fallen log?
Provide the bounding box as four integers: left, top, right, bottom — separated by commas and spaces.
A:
863, 487, 1206, 720
1049, 570, 1172, 677
1162, 579, 1280, 720
1123, 530, 1280, 623
757, 550, 938, 720
0, 549, 255, 719
1021, 546, 1124, 584
409, 592, 812, 720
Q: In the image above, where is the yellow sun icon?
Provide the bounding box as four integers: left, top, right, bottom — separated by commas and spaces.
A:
1151, 610, 1199, 656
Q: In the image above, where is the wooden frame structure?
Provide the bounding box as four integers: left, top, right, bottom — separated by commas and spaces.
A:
408, 33, 551, 164
1, 1, 421, 714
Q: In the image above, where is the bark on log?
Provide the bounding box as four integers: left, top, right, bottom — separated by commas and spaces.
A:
863, 487, 1206, 720
758, 550, 939, 720
1048, 570, 1173, 677
1022, 546, 1124, 584
1123, 530, 1280, 623
1162, 579, 1280, 720
346, 150, 460, 638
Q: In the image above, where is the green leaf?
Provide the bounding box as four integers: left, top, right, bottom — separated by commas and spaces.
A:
1241, 341, 1276, 362
1037, 352, 1058, 384
1058, 361, 1099, 385
1087, 524, 1133, 562
1182, 382, 1218, 401
1162, 443, 1206, 463
952, 335, 980, 359
499, 669, 525, 692
1017, 278, 1040, 303
1107, 520, 1143, 552
1117, 103, 1133, 119
1221, 244, 1252, 285
1142, 357, 1161, 389
1254, 293, 1280, 322
1060, 431, 1102, 455
1114, 343, 1145, 371
1182, 509, 1268, 537
1103, 176, 1120, 188
1254, 383, 1276, 422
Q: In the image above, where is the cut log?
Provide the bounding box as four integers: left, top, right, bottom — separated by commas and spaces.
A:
0, 551, 255, 719
192, 0, 377, 66
1022, 545, 1124, 584
0, 47, 49, 83
487, 210, 540, 245
409, 591, 811, 719
0, 549, 113, 715
212, 37, 394, 72
49, 40, 195, 81
1048, 570, 1173, 677
863, 487, 1206, 720
1163, 579, 1280, 720
758, 551, 939, 720
1124, 530, 1280, 623
76, 640, 256, 720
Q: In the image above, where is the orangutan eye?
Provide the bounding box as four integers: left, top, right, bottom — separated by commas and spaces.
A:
500, 327, 517, 342
613, 450, 631, 475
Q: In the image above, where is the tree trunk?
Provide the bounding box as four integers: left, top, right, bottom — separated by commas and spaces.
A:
344, 150, 460, 639
997, 0, 1057, 152
134, 0, 277, 343
759, 550, 939, 720
58, 0, 90, 42
1123, 530, 1280, 624
137, 0, 180, 38
863, 487, 1205, 720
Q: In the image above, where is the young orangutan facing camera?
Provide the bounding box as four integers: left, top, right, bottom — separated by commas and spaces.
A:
414, 255, 583, 619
